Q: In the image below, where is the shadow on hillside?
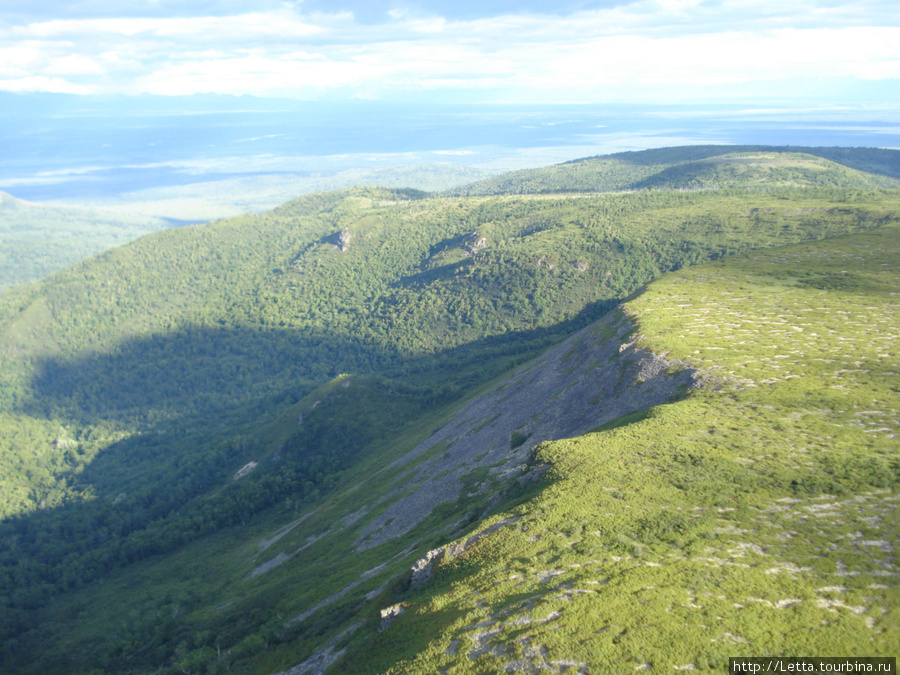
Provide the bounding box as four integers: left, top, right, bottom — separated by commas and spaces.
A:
0, 301, 616, 648
18, 297, 618, 490
21, 324, 396, 429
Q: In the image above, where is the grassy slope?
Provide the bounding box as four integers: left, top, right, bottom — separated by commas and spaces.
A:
634, 152, 900, 191
351, 224, 900, 673
5, 182, 896, 521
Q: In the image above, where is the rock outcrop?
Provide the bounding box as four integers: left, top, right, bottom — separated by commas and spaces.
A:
337, 228, 352, 252
407, 516, 522, 592
353, 307, 700, 551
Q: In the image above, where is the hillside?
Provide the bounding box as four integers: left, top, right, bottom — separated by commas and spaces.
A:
0, 146, 898, 673
0, 165, 492, 291
633, 152, 900, 191
452, 146, 900, 195
4, 147, 897, 291
346, 221, 900, 673
0, 193, 175, 291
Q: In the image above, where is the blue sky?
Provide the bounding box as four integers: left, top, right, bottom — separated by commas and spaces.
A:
1, 0, 899, 105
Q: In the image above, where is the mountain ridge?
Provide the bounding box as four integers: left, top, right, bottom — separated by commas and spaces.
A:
452, 145, 900, 196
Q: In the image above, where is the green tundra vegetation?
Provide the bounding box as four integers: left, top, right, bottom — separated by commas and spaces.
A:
0, 146, 897, 673
350, 223, 900, 673
451, 146, 900, 196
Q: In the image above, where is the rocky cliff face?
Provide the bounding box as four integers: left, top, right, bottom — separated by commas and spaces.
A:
353, 307, 699, 551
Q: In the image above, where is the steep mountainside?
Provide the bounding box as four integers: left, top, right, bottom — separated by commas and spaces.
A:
0, 146, 898, 674
15, 203, 896, 675
345, 222, 900, 673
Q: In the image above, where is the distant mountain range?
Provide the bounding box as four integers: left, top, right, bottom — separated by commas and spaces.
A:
0, 146, 898, 674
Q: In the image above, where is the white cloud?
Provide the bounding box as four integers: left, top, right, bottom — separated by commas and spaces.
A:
0, 75, 96, 94
0, 1, 898, 101
533, 27, 900, 90
18, 12, 326, 40
137, 52, 386, 96
45, 53, 105, 76
0, 45, 45, 76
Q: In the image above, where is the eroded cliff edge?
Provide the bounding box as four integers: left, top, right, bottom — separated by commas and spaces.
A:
354, 306, 701, 552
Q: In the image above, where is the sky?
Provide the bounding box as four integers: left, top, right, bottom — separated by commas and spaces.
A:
1, 0, 899, 105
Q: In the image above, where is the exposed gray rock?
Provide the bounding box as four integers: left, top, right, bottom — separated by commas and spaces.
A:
286, 561, 390, 626
379, 604, 406, 631
248, 552, 290, 579
338, 228, 352, 252
234, 461, 258, 480
408, 516, 521, 591
354, 309, 699, 551
409, 547, 447, 592
464, 231, 488, 255
259, 512, 318, 551
340, 505, 372, 528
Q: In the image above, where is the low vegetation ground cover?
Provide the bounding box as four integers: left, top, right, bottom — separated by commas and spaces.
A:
351, 223, 900, 673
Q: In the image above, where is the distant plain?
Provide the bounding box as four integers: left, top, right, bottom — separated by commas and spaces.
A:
3, 94, 899, 218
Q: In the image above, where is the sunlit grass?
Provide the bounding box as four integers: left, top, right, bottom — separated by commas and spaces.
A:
356, 224, 900, 673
